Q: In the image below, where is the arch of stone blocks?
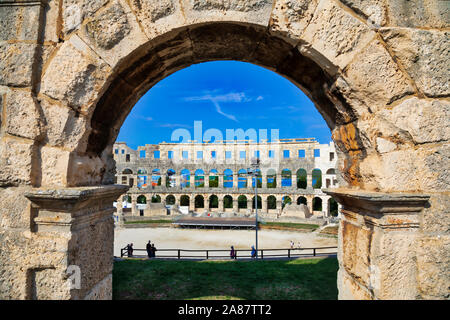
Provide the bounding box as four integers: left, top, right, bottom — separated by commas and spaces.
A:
0, 0, 448, 300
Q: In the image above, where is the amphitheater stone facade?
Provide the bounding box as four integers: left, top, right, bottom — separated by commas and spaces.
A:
0, 0, 448, 300
114, 138, 340, 218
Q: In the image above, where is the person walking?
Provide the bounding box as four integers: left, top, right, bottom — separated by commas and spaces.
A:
230, 246, 237, 260
290, 240, 294, 249
127, 243, 134, 257
151, 243, 157, 258
251, 245, 256, 259
146, 241, 152, 258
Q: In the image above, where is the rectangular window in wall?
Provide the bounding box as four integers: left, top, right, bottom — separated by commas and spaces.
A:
329, 152, 335, 161
225, 151, 232, 159
314, 149, 320, 157
269, 150, 275, 158
298, 149, 305, 158
115, 149, 119, 154
126, 154, 130, 162
182, 151, 189, 159
168, 151, 173, 159
283, 150, 290, 158
197, 151, 203, 159
139, 150, 146, 158
254, 150, 260, 158
153, 150, 160, 159
211, 151, 216, 159
121, 149, 125, 154
240, 151, 246, 159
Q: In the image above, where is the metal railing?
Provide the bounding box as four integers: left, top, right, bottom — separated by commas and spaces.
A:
120, 246, 337, 260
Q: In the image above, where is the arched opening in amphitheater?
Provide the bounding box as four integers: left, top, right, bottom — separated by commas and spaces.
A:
1, 0, 448, 300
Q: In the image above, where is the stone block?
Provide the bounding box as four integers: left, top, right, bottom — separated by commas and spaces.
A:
421, 193, 450, 235
39, 98, 90, 152
337, 39, 415, 112
416, 235, 450, 299
39, 146, 71, 187
39, 35, 111, 114
128, 0, 186, 40
339, 0, 387, 28
269, 0, 319, 44
80, 0, 148, 68
381, 28, 450, 97
62, 0, 109, 35
386, 0, 450, 28
0, 187, 33, 229
182, 0, 273, 27
301, 0, 376, 69
0, 4, 41, 41
5, 90, 43, 140
379, 97, 450, 144
0, 42, 37, 87
0, 137, 35, 186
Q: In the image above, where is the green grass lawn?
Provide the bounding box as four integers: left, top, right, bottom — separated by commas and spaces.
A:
113, 257, 338, 300
262, 222, 319, 231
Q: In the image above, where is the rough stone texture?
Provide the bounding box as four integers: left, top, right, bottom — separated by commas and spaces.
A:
301, 0, 376, 69
271, 0, 318, 35
0, 138, 36, 187
386, 0, 450, 28
4, 90, 43, 140
379, 97, 450, 144
0, 42, 37, 87
85, 1, 131, 50
381, 28, 450, 97
416, 235, 450, 299
128, 0, 186, 39
337, 40, 415, 114
39, 98, 91, 152
0, 4, 42, 41
340, 0, 387, 28
39, 35, 111, 113
183, 0, 274, 26
62, 0, 109, 35
80, 0, 148, 68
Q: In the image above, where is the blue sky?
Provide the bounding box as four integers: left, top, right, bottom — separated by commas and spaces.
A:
117, 61, 331, 149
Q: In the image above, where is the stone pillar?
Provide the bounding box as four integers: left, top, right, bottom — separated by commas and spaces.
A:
161, 174, 166, 187
205, 175, 210, 188
307, 174, 313, 189
262, 198, 268, 213
276, 174, 282, 187
189, 175, 195, 188
116, 197, 123, 226
247, 175, 252, 189
24, 185, 128, 300
205, 197, 210, 210
247, 199, 253, 213
262, 174, 267, 188
233, 173, 238, 190
324, 188, 430, 300
131, 195, 137, 216
218, 197, 224, 212
233, 199, 238, 211
219, 174, 224, 188
189, 197, 195, 212
322, 197, 329, 218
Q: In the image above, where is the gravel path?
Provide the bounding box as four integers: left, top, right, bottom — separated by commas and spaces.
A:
114, 227, 337, 258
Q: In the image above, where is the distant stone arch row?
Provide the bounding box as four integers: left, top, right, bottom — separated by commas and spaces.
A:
122, 193, 340, 218
117, 167, 337, 190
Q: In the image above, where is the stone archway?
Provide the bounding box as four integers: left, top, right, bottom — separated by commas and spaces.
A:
0, 0, 448, 300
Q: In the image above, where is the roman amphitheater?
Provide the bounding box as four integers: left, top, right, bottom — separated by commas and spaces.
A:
0, 0, 448, 300
114, 138, 340, 219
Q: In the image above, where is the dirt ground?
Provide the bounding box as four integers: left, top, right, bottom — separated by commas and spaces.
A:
114, 226, 337, 258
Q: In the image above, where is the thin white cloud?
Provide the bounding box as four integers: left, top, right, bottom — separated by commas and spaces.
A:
157, 123, 193, 129
184, 92, 248, 122
256, 96, 264, 101
135, 115, 154, 121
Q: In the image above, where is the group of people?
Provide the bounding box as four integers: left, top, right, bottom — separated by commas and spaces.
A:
229, 245, 257, 259
126, 243, 133, 257
146, 241, 157, 258
290, 240, 301, 249
124, 241, 157, 259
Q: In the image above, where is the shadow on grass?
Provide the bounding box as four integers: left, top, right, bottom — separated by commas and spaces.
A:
113, 257, 338, 300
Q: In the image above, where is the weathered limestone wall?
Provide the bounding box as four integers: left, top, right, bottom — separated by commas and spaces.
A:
0, 0, 448, 299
